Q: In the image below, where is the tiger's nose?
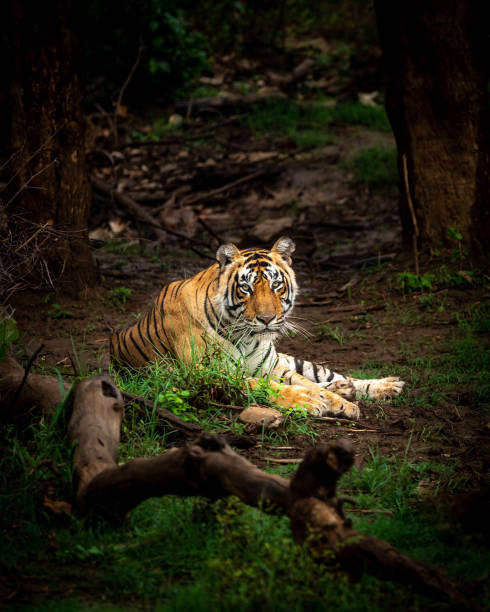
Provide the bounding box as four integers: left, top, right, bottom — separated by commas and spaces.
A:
257, 314, 275, 325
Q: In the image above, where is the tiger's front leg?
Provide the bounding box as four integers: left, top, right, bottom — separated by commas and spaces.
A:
269, 364, 360, 420
276, 353, 405, 401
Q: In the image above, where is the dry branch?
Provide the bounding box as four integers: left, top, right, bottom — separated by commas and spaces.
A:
181, 167, 282, 207
91, 178, 214, 259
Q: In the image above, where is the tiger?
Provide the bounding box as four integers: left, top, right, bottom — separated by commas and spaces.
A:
110, 237, 404, 419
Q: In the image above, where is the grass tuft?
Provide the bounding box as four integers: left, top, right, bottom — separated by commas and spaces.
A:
344, 145, 398, 190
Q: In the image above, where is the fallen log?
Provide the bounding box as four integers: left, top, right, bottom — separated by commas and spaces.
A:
68, 375, 466, 603
0, 354, 70, 420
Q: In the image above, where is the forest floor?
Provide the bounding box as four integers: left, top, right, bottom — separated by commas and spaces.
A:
3, 96, 490, 610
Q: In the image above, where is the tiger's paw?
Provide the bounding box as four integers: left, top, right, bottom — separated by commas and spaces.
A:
319, 379, 356, 401
277, 385, 360, 420
354, 377, 405, 400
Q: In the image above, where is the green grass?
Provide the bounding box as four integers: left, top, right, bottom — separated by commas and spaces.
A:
3, 421, 489, 611
351, 304, 490, 410
329, 102, 392, 131
112, 338, 318, 459
244, 99, 390, 150
344, 145, 398, 190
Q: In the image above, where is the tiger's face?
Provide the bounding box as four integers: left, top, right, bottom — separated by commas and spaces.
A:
215, 237, 298, 339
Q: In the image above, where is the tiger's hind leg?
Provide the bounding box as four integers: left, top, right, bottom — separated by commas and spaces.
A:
276, 353, 405, 402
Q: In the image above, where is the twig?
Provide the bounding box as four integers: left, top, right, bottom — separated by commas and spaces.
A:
114, 46, 143, 146
122, 391, 203, 435
209, 401, 244, 411
312, 415, 357, 424
345, 508, 393, 514
182, 167, 280, 207
8, 343, 45, 416
335, 428, 379, 433
262, 457, 302, 464
198, 216, 226, 244
402, 154, 419, 275
6, 159, 59, 207
14, 221, 52, 252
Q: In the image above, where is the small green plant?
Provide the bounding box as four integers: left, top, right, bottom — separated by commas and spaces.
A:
157, 388, 198, 422
316, 323, 345, 345
109, 286, 132, 311
447, 227, 468, 263
396, 272, 434, 294
48, 303, 73, 319
0, 316, 19, 361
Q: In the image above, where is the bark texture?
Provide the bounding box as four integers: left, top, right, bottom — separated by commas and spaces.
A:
4, 0, 95, 295
375, 0, 490, 255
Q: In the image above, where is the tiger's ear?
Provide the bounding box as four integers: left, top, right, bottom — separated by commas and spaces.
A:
271, 236, 295, 265
216, 243, 240, 267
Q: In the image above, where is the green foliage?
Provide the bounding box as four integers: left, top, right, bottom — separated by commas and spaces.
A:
396, 272, 435, 294
395, 267, 476, 294
246, 98, 390, 151
245, 98, 334, 150
344, 146, 398, 189
83, 1, 209, 102
329, 102, 391, 131
0, 316, 19, 362
108, 286, 132, 311
48, 303, 73, 320
315, 323, 345, 345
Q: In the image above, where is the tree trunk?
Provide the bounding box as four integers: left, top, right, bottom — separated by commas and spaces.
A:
4, 0, 95, 296
374, 0, 490, 257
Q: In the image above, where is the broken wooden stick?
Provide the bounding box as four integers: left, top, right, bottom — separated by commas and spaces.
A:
0, 354, 70, 420
91, 178, 213, 259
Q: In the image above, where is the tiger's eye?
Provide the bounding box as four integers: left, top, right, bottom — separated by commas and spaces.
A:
271, 281, 281, 289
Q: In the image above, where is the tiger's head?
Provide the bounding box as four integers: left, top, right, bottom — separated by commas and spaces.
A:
214, 237, 298, 339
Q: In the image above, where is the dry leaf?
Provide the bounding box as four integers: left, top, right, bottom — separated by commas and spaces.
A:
43, 496, 72, 515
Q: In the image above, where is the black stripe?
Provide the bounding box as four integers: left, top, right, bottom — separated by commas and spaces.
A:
174, 280, 185, 297
158, 284, 171, 309
327, 369, 335, 382
312, 362, 319, 382
251, 344, 273, 376
129, 329, 151, 363
119, 326, 135, 364
151, 306, 170, 352
294, 357, 304, 375
136, 317, 151, 358
278, 368, 288, 380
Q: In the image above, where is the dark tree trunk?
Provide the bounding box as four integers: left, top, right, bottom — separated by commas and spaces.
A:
4, 0, 95, 296
374, 0, 490, 257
